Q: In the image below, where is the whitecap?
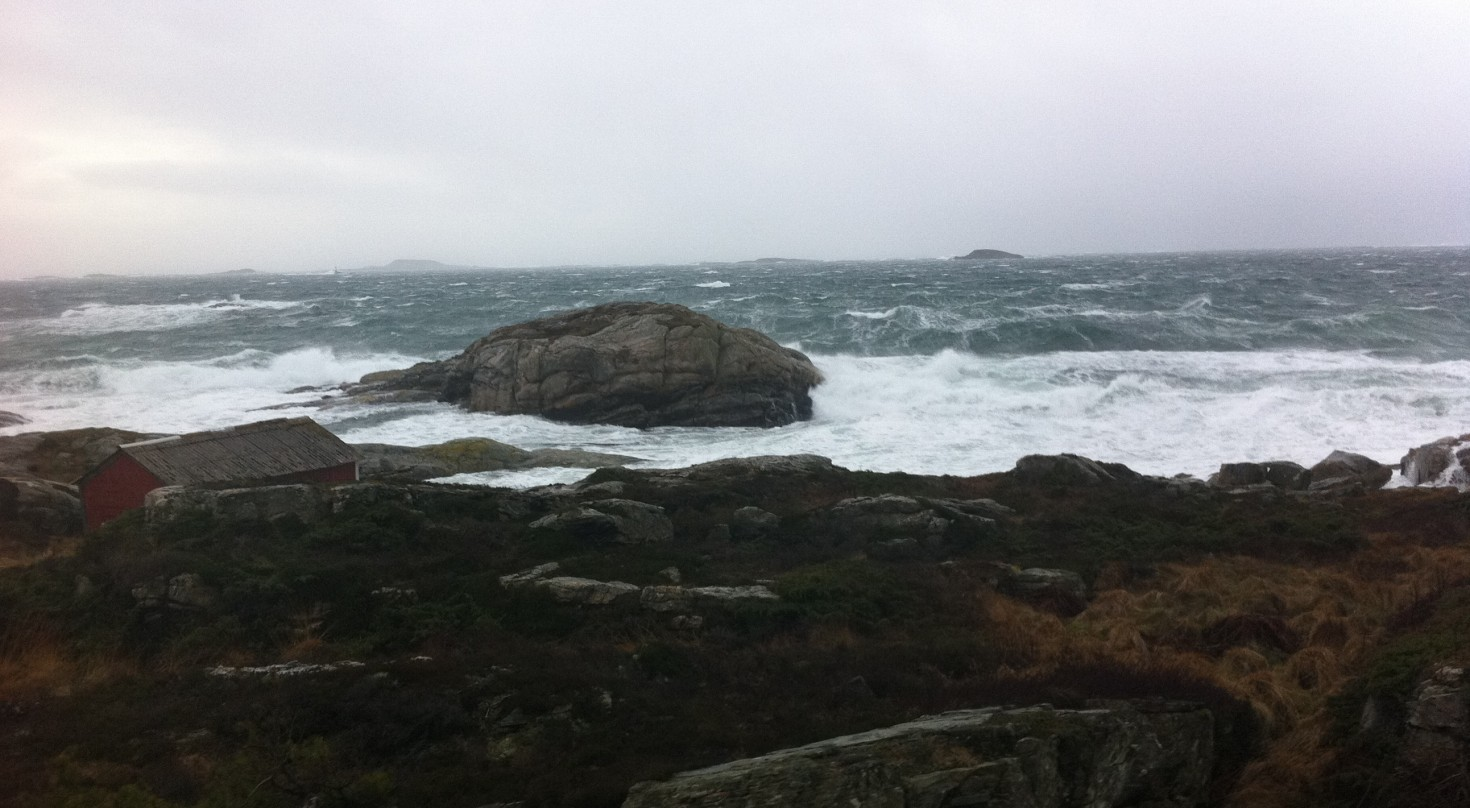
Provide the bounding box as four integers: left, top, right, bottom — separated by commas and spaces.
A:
695, 281, 731, 289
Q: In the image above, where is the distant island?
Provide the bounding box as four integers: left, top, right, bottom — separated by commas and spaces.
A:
953, 249, 1023, 260
215, 268, 258, 275
735, 257, 822, 265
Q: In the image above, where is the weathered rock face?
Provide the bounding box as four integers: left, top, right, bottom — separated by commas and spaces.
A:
145, 484, 332, 526
497, 562, 779, 614
0, 427, 158, 482
1209, 461, 1311, 491
1009, 454, 1141, 487
1307, 450, 1392, 494
1400, 435, 1470, 489
0, 477, 83, 536
529, 499, 674, 544
363, 302, 823, 428
622, 702, 1215, 808
354, 437, 640, 481
1405, 664, 1470, 749
827, 495, 1006, 542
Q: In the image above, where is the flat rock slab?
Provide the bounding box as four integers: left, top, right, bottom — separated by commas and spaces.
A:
623, 702, 1214, 808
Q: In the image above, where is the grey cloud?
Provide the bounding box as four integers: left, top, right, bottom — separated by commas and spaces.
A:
1, 1, 1468, 276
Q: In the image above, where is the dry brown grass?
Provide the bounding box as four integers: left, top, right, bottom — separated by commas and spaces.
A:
0, 617, 138, 700
961, 530, 1470, 807
0, 536, 79, 570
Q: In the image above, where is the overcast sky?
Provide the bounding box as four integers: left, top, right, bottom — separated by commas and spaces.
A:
2, 1, 1467, 277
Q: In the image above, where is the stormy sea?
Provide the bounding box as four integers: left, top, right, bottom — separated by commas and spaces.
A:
2, 247, 1468, 487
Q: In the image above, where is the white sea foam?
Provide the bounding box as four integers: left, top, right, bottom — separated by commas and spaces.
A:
0, 347, 424, 436
844, 308, 897, 320
695, 281, 731, 288
34, 297, 301, 335
303, 348, 1470, 487
12, 345, 1462, 485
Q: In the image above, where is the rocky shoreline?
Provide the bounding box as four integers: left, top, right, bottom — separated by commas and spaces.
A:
4, 307, 1470, 807
2, 425, 1470, 805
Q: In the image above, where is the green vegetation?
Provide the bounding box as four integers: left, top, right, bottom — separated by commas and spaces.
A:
2, 466, 1468, 807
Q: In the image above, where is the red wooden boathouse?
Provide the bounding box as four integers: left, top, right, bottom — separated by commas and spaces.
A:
76, 417, 358, 530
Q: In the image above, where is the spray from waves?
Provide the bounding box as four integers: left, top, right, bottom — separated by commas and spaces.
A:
316, 348, 1470, 488
29, 297, 303, 335
0, 347, 425, 435
805, 349, 1470, 478
695, 280, 731, 289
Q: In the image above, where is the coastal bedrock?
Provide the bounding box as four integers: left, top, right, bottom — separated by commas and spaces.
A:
362, 301, 824, 428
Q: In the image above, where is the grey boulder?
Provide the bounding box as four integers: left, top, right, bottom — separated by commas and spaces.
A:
359, 302, 823, 428
529, 498, 673, 544
1209, 461, 1311, 490
622, 702, 1214, 808
1307, 450, 1392, 493
0, 476, 82, 536
1010, 454, 1141, 487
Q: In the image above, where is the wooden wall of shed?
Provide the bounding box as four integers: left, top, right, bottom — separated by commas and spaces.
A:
81, 454, 164, 531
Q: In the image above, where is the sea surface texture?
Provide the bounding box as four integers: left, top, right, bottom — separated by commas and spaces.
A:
2, 248, 1467, 486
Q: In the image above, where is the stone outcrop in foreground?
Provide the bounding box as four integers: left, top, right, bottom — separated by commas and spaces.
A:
622, 702, 1214, 808
357, 302, 823, 428
353, 437, 640, 481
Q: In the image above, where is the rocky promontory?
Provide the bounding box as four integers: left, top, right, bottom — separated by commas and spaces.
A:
350, 301, 824, 428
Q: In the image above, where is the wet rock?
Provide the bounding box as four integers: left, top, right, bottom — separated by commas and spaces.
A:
1209, 461, 1310, 490
354, 438, 531, 480
354, 302, 824, 428
1010, 454, 1141, 487
529, 499, 673, 544
354, 438, 641, 482
0, 411, 27, 428
1308, 450, 1392, 492
621, 702, 1214, 808
1400, 435, 1470, 488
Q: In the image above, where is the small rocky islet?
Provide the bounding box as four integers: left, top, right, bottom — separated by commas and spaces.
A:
2, 303, 1470, 807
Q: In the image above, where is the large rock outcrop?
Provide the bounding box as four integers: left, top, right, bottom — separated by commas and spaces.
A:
357, 302, 823, 428
1306, 450, 1392, 494
622, 702, 1214, 808
0, 477, 82, 537
1400, 435, 1470, 489
0, 427, 158, 482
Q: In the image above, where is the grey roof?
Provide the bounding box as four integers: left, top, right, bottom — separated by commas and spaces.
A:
105, 417, 357, 486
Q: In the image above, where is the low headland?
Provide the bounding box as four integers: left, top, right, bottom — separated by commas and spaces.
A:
2, 302, 1468, 808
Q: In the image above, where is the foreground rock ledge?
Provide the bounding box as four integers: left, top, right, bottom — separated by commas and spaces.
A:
357, 301, 824, 428
622, 702, 1214, 808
